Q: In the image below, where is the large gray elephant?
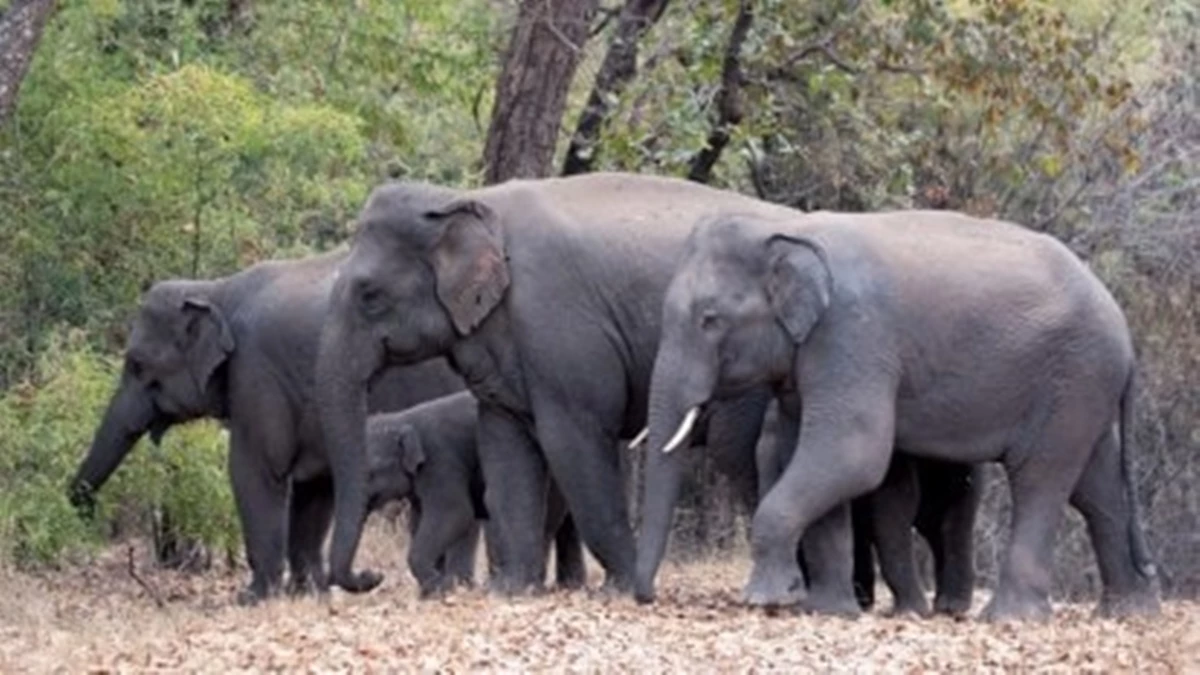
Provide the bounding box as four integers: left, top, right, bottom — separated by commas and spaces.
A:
314, 173, 802, 595
755, 396, 981, 616
640, 211, 1160, 621
366, 391, 585, 596
68, 251, 468, 603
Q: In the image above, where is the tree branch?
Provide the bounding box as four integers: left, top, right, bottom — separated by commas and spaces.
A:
562, 0, 670, 175
686, 0, 753, 184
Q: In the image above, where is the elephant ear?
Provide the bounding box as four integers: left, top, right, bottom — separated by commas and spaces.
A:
181, 297, 235, 393
426, 199, 510, 336
765, 234, 832, 343
398, 424, 426, 474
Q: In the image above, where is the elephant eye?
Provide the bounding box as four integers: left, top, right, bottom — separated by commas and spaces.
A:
356, 284, 389, 318
699, 310, 724, 332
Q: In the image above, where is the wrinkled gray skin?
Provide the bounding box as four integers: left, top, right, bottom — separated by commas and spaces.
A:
68, 251, 466, 604
643, 212, 1160, 621
315, 173, 799, 595
756, 397, 981, 617
365, 392, 585, 596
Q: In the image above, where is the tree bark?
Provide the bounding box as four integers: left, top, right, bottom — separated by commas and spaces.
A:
0, 0, 56, 128
483, 0, 599, 185
561, 0, 670, 176
686, 0, 753, 185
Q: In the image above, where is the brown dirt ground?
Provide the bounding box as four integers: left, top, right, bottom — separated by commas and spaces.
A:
1, 521, 1197, 673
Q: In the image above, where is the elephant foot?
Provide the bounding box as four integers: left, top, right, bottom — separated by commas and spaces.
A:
799, 587, 862, 618
486, 573, 545, 597
743, 562, 805, 608
981, 586, 1052, 623
555, 568, 587, 592
933, 592, 973, 618
853, 582, 876, 611
886, 591, 931, 618
600, 571, 633, 596
333, 569, 384, 594
286, 570, 330, 598
1096, 587, 1160, 619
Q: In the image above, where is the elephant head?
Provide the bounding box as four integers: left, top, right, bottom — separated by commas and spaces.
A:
317, 181, 509, 593
70, 280, 233, 515
365, 417, 425, 512
635, 216, 832, 600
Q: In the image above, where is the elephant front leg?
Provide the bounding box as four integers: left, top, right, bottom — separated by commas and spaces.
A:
229, 434, 289, 606
286, 474, 334, 597
745, 382, 895, 614
477, 403, 550, 593
408, 503, 476, 598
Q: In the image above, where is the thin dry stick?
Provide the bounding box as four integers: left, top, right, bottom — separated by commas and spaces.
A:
127, 544, 166, 609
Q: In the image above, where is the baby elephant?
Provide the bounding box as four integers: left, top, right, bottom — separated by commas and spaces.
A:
366, 392, 584, 597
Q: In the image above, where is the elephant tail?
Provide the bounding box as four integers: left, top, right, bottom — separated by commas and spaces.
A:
1119, 369, 1157, 580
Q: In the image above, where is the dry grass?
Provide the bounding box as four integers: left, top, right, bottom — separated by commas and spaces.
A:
1, 521, 1196, 673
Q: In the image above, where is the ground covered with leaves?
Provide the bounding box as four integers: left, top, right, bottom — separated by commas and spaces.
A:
1, 526, 1196, 672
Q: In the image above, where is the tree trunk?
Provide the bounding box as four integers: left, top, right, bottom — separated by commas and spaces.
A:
483, 0, 599, 185
686, 0, 753, 185
0, 0, 56, 127
562, 0, 670, 175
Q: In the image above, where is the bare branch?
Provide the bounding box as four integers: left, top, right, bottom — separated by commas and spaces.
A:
127, 545, 167, 610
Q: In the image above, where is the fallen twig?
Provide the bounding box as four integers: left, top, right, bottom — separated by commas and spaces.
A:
127, 544, 166, 609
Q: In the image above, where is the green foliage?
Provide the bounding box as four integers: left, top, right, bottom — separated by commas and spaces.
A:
0, 330, 237, 566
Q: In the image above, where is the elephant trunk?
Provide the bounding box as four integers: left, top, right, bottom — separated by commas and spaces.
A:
634, 348, 713, 603
69, 370, 159, 517
317, 319, 384, 593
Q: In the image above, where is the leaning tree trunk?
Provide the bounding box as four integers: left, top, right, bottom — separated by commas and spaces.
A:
483, 0, 599, 184
0, 0, 56, 127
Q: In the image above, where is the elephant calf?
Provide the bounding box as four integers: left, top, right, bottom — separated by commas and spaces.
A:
366, 392, 585, 596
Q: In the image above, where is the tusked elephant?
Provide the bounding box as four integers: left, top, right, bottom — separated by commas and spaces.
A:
756, 396, 981, 617
365, 391, 586, 596
68, 250, 472, 604
640, 211, 1160, 621
314, 173, 804, 596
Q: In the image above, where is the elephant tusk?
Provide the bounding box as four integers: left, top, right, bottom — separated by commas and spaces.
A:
662, 407, 699, 454
629, 427, 649, 449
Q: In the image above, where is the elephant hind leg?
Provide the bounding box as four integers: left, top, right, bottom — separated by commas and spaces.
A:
984, 410, 1098, 621
552, 514, 587, 590
1069, 428, 1160, 618
868, 456, 930, 616
286, 474, 334, 596
442, 520, 481, 588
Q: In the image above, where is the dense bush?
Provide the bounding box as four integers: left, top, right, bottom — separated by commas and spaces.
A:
0, 330, 237, 566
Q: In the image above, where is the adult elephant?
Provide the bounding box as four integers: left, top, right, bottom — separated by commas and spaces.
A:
314, 173, 801, 596
755, 396, 982, 616
641, 211, 1160, 621
68, 250, 475, 603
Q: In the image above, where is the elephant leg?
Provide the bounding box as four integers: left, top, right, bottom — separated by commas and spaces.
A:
532, 400, 634, 593
917, 461, 980, 617
984, 417, 1097, 621
850, 498, 876, 610
408, 498, 476, 598
286, 474, 334, 596
551, 511, 587, 590
706, 388, 772, 517
796, 503, 860, 617
477, 403, 550, 593
442, 520, 480, 587
1068, 428, 1159, 618
228, 423, 291, 605
744, 380, 895, 611
868, 455, 929, 616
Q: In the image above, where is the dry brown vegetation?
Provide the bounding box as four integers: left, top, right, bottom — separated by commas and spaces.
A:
2, 522, 1197, 673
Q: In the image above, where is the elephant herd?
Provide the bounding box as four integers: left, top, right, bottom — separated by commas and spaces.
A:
68, 172, 1160, 622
